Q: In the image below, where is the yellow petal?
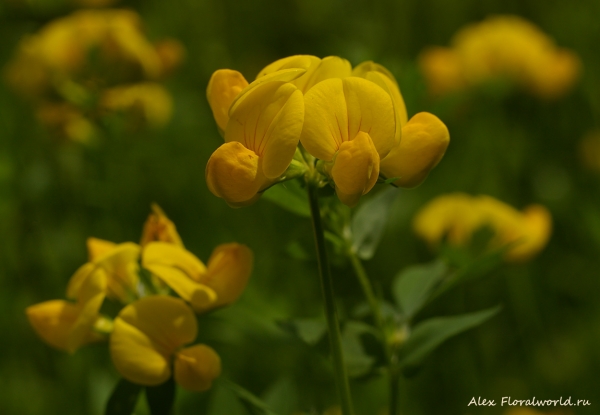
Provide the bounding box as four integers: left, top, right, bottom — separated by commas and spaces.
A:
143, 242, 217, 312
87, 237, 117, 261
505, 205, 552, 262
199, 243, 253, 310
353, 60, 408, 129
207, 69, 249, 134
331, 132, 380, 207
302, 77, 396, 161
110, 296, 197, 386
380, 112, 449, 188
229, 68, 307, 116
417, 47, 465, 96
94, 242, 141, 302
302, 56, 352, 92
256, 55, 318, 79
174, 344, 222, 392
26, 300, 101, 352
140, 203, 184, 248
101, 83, 173, 127
205, 142, 271, 207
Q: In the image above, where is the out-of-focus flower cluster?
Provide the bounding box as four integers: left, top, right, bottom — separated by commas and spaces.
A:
26, 204, 252, 392
205, 55, 450, 208
4, 9, 184, 142
419, 15, 581, 99
413, 193, 552, 262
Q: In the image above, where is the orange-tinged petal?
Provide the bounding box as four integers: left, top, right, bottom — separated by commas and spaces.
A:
199, 243, 253, 310
174, 344, 221, 392
143, 242, 217, 312
140, 203, 184, 248
205, 142, 271, 207
380, 112, 450, 188
331, 132, 380, 207
207, 69, 248, 134
110, 296, 197, 386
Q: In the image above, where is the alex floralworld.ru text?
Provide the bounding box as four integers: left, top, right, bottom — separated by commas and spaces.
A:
468, 396, 591, 407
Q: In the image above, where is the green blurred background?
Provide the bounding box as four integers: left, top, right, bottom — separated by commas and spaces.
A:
1, 0, 600, 414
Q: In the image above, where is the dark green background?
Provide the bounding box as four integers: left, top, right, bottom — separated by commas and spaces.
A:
1, 0, 599, 414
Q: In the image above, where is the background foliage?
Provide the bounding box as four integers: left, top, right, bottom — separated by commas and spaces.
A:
1, 0, 600, 414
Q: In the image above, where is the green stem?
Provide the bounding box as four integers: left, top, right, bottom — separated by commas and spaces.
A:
348, 250, 401, 415
307, 183, 354, 415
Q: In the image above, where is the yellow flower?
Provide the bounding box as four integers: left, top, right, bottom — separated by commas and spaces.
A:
100, 83, 173, 127
301, 76, 397, 206
68, 238, 141, 303
379, 112, 450, 188
142, 242, 253, 312
110, 295, 221, 390
140, 203, 184, 248
26, 268, 107, 353
413, 193, 552, 262
206, 69, 305, 207
418, 15, 581, 99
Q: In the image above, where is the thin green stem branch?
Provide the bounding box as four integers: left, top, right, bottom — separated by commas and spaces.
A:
348, 250, 401, 415
307, 183, 354, 415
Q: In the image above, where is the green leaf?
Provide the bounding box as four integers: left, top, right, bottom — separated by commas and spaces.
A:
262, 180, 310, 217
351, 187, 399, 260
397, 306, 501, 371
105, 378, 142, 415
221, 378, 281, 415
277, 318, 327, 346
393, 260, 447, 319
146, 376, 176, 415
341, 321, 377, 377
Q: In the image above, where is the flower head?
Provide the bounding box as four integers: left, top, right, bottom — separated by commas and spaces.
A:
140, 203, 184, 247
413, 193, 552, 262
110, 295, 221, 390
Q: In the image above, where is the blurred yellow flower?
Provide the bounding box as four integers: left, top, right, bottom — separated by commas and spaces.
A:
140, 203, 184, 248
26, 266, 107, 353
142, 242, 253, 312
110, 295, 221, 390
413, 193, 552, 262
100, 82, 173, 127
68, 238, 141, 303
419, 15, 581, 99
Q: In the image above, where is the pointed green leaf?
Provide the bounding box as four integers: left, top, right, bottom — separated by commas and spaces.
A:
105, 378, 142, 415
351, 187, 399, 259
221, 378, 281, 415
146, 376, 175, 415
341, 321, 376, 377
262, 180, 310, 217
398, 306, 501, 371
393, 260, 447, 319
277, 318, 327, 346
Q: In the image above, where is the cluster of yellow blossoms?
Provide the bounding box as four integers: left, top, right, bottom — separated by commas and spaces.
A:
413, 193, 552, 262
419, 15, 581, 99
4, 9, 183, 141
26, 204, 253, 391
205, 55, 450, 208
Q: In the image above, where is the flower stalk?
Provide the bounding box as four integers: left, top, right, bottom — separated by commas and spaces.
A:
307, 177, 355, 415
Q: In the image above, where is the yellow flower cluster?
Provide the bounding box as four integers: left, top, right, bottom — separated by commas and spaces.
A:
206, 55, 450, 208
413, 193, 552, 262
418, 15, 581, 99
4, 9, 184, 141
26, 204, 253, 391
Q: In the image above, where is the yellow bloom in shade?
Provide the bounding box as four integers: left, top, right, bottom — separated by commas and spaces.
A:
413, 193, 552, 262
301, 77, 397, 207
380, 112, 450, 188
26, 267, 107, 353
68, 238, 140, 303
100, 83, 173, 127
174, 344, 222, 392
110, 295, 221, 390
142, 242, 253, 312
140, 203, 184, 248
206, 76, 305, 207
418, 15, 581, 99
